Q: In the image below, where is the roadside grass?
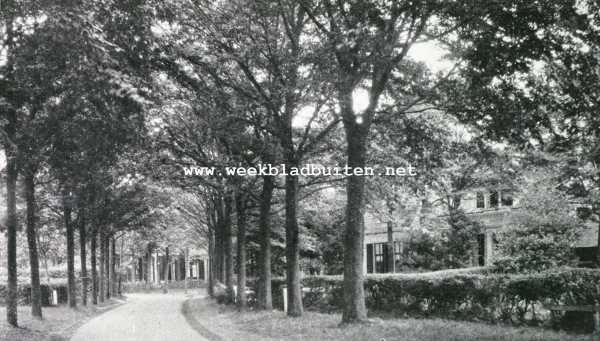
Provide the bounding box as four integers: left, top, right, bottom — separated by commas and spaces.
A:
183, 297, 597, 341
0, 298, 124, 341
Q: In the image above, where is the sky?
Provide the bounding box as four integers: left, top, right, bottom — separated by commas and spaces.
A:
292, 41, 452, 128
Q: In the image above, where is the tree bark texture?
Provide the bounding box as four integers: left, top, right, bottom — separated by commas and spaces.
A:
78, 206, 88, 306
257, 176, 274, 310
64, 190, 77, 308
285, 172, 303, 317
91, 231, 98, 305
236, 192, 247, 308
223, 194, 235, 303
24, 172, 43, 318
341, 117, 369, 323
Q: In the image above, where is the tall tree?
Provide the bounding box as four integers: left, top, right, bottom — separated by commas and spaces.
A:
300, 0, 593, 323
160, 0, 339, 316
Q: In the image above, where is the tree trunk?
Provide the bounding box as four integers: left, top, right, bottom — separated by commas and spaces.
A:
207, 228, 215, 297
236, 192, 247, 309
24, 172, 42, 318
91, 231, 98, 305
5, 150, 18, 325
257, 176, 274, 310
143, 249, 148, 284
99, 232, 105, 303
145, 247, 150, 284
78, 206, 87, 306
224, 194, 235, 303
341, 120, 369, 323
215, 198, 225, 283
105, 235, 111, 299
175, 255, 181, 281
285, 171, 303, 317
163, 246, 169, 293
4, 14, 18, 327
111, 237, 117, 297
64, 190, 77, 308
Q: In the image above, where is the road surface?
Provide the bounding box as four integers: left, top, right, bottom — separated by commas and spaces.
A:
70, 291, 208, 341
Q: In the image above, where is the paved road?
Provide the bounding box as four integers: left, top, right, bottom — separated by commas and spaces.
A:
71, 291, 208, 341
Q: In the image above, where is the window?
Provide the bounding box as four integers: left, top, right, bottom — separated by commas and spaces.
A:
501, 190, 513, 206
476, 192, 485, 209
374, 243, 387, 273
489, 191, 499, 208
393, 241, 403, 272
367, 243, 391, 273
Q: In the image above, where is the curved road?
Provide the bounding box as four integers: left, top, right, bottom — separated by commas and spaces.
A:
71, 291, 207, 341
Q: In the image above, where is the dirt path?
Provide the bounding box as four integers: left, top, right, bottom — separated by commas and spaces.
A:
70, 291, 208, 341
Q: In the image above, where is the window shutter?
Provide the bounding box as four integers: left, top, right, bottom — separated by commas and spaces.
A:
366, 244, 373, 274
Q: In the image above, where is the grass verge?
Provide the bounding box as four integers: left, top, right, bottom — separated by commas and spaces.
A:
182, 297, 598, 341
0, 298, 125, 341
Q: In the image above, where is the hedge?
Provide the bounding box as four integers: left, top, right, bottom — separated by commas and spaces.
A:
121, 279, 207, 293
0, 282, 68, 306
248, 267, 600, 332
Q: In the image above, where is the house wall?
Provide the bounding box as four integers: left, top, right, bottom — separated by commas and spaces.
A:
363, 188, 519, 274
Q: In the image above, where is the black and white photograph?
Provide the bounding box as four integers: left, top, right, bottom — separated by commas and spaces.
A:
1, 0, 600, 340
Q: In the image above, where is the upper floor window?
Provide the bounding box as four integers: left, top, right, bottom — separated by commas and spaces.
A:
489, 191, 499, 208
501, 190, 513, 206
476, 192, 485, 209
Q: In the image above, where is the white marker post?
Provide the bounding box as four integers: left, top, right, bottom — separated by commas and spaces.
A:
282, 286, 287, 313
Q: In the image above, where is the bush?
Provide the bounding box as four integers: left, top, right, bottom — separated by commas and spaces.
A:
493, 175, 582, 273
0, 282, 69, 306
248, 267, 600, 332
121, 279, 207, 293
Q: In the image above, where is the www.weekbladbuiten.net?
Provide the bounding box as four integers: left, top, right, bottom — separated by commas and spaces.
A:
182, 164, 417, 177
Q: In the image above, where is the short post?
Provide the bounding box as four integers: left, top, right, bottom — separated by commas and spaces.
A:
282, 286, 287, 313
52, 289, 58, 305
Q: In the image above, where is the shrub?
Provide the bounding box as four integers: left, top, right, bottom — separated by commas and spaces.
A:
248, 267, 600, 332
0, 282, 69, 306
493, 176, 582, 273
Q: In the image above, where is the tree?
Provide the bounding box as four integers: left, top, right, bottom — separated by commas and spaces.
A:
159, 0, 340, 316
299, 0, 597, 322
495, 170, 583, 272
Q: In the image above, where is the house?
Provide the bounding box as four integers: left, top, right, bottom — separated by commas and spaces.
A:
363, 187, 597, 274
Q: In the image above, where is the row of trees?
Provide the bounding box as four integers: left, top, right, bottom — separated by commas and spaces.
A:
0, 0, 161, 326
3, 0, 600, 327
153, 0, 600, 323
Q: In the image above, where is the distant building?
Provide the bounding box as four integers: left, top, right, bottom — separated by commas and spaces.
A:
363, 187, 597, 274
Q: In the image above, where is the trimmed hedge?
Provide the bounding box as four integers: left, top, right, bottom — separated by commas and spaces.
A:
121, 279, 207, 293
0, 283, 68, 306
248, 268, 600, 332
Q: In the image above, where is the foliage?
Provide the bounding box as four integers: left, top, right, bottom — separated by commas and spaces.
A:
249, 267, 600, 332
494, 172, 584, 273
402, 209, 481, 271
